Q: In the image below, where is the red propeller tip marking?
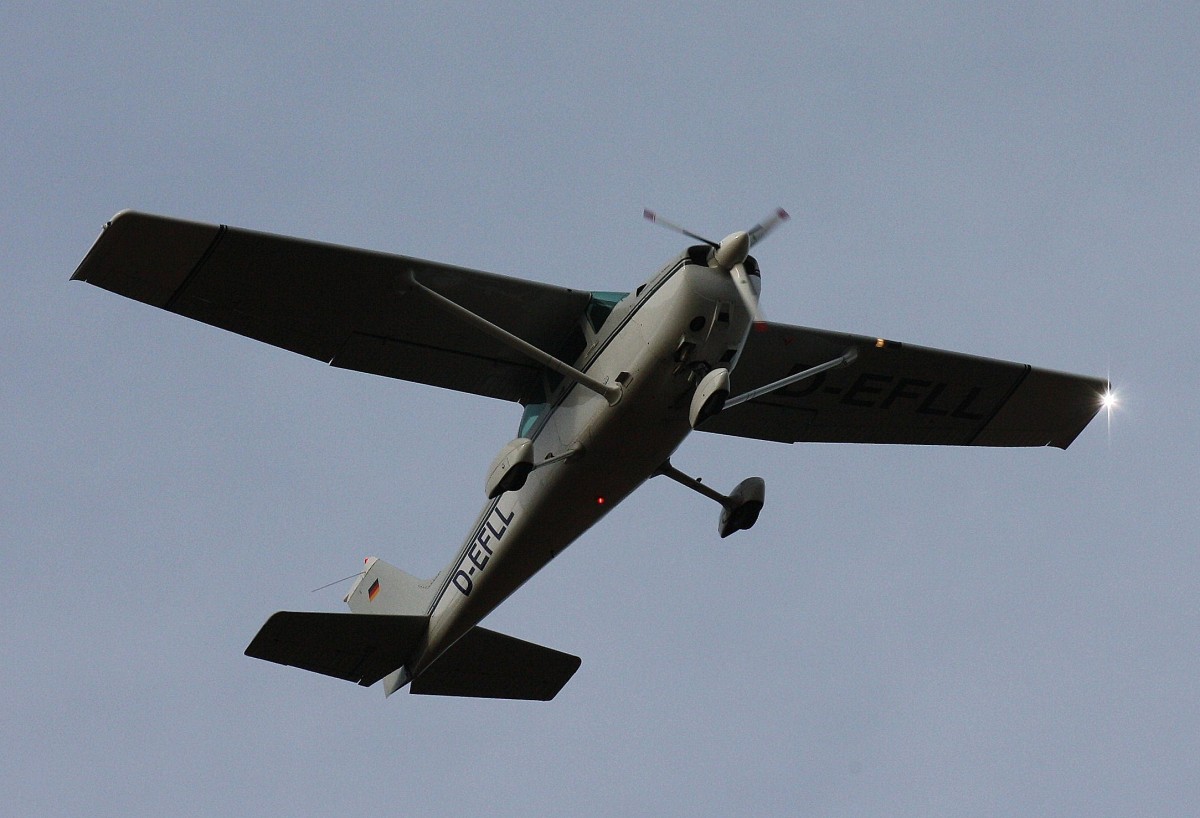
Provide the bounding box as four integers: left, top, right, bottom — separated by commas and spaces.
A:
777, 208, 790, 220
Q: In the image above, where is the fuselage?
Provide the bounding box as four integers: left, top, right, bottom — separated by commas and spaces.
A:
406, 252, 755, 676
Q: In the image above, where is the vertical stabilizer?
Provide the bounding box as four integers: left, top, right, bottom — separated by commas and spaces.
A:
345, 557, 440, 616
245, 557, 439, 689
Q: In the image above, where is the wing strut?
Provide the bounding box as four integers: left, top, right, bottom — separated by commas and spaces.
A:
406, 275, 622, 406
724, 348, 857, 409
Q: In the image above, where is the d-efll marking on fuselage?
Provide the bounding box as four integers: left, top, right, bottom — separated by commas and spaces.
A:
71, 208, 1109, 700
452, 504, 515, 598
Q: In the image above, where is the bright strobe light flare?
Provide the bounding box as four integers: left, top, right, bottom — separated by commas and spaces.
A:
1100, 386, 1120, 446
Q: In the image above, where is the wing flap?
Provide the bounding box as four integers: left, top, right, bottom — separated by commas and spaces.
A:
73, 211, 591, 403
411, 626, 581, 700
701, 322, 1106, 448
244, 611, 428, 687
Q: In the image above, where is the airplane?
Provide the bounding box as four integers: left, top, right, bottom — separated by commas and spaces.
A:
72, 209, 1109, 701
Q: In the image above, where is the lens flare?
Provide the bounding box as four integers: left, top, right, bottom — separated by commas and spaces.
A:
1100, 385, 1120, 447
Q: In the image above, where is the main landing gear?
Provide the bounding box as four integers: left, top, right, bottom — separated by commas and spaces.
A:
668, 347, 857, 537
654, 459, 765, 539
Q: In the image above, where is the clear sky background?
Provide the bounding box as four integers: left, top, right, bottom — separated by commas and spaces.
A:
4, 3, 1198, 815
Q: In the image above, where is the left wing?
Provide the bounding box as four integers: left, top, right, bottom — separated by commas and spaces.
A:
700, 322, 1107, 449
72, 211, 592, 403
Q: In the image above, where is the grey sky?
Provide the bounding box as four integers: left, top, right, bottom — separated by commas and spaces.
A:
4, 3, 1198, 815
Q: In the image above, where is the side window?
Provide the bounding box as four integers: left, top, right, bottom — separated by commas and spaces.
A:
586, 291, 628, 333
555, 325, 587, 370
520, 292, 630, 437
518, 403, 547, 437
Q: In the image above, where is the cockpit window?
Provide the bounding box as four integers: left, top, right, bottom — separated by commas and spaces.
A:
586, 291, 628, 333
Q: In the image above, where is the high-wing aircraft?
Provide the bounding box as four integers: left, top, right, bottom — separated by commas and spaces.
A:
73, 209, 1108, 701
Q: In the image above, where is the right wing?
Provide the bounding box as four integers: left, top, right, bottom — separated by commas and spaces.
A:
72, 211, 592, 403
700, 322, 1107, 449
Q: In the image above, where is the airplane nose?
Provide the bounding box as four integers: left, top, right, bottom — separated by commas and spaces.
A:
713, 231, 750, 271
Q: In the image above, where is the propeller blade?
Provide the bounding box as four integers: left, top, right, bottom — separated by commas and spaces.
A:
746, 208, 790, 248
730, 263, 768, 332
643, 209, 718, 248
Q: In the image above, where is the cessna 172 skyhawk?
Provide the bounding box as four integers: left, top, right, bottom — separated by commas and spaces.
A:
73, 209, 1108, 701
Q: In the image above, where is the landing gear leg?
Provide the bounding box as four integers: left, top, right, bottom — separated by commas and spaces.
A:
654, 459, 766, 538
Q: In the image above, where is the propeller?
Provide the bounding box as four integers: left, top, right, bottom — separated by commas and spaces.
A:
642, 209, 717, 247
746, 207, 790, 248
644, 208, 789, 332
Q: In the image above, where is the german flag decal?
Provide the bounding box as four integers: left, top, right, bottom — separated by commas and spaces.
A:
368, 579, 380, 601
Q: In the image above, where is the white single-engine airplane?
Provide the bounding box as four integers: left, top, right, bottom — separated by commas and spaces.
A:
74, 209, 1108, 700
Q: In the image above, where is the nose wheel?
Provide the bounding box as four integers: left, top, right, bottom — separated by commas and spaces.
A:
654, 459, 766, 538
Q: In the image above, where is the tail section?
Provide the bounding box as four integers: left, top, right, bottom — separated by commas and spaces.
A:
245, 557, 581, 700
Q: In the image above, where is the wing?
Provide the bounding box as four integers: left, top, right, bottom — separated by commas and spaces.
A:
72, 211, 592, 403
699, 322, 1107, 449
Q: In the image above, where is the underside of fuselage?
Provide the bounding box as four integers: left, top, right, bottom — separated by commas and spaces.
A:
415, 257, 755, 673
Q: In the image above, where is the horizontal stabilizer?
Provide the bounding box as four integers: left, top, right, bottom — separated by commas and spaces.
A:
245, 612, 427, 687
411, 627, 581, 701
